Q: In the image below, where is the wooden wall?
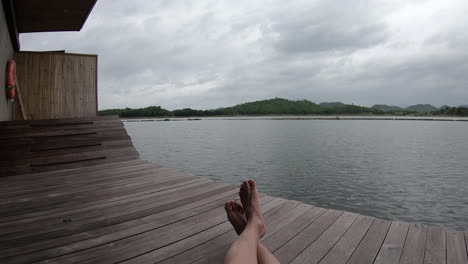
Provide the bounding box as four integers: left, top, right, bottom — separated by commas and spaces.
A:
12, 51, 97, 120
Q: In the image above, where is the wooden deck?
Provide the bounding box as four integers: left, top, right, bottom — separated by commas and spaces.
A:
1, 117, 467, 263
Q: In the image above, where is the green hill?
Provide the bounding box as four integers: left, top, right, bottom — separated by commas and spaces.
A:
319, 102, 346, 108
99, 106, 171, 117
213, 98, 323, 115
405, 104, 438, 113
324, 104, 383, 115
371, 104, 404, 112
96, 98, 397, 117
434, 106, 468, 116
459, 104, 468, 108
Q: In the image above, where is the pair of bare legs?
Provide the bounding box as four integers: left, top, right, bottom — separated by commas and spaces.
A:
223, 180, 280, 264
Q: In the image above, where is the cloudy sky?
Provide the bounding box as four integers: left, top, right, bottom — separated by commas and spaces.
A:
20, 0, 468, 110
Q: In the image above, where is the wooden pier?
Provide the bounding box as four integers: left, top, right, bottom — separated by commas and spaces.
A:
0, 117, 467, 263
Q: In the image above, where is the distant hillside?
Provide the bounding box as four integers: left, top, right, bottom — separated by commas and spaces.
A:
99, 106, 171, 117
440, 105, 451, 109
214, 98, 383, 115
459, 104, 468, 108
371, 104, 404, 112
405, 104, 438, 113
434, 106, 468, 116
319, 102, 346, 108
216, 98, 323, 115
323, 104, 384, 115
99, 98, 386, 117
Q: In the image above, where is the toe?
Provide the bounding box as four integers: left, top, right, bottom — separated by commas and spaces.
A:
248, 180, 256, 190
241, 181, 247, 190
224, 201, 232, 211
233, 201, 242, 211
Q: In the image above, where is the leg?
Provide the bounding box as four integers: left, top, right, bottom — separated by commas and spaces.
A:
257, 243, 280, 264
224, 180, 279, 264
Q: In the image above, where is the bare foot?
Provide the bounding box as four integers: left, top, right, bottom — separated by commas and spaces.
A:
239, 180, 266, 237
224, 201, 247, 235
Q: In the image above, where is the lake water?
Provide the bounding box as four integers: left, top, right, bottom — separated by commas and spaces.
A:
125, 118, 468, 230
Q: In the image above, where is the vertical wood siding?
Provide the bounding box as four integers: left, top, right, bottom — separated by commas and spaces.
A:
12, 51, 97, 120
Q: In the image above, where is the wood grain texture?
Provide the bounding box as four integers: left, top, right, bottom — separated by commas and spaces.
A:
346, 219, 391, 264
446, 230, 468, 264
274, 209, 343, 263
290, 212, 359, 264
424, 227, 446, 264
399, 224, 427, 264
0, 116, 138, 176
374, 221, 410, 264
263, 206, 325, 252
319, 215, 374, 264
13, 51, 97, 120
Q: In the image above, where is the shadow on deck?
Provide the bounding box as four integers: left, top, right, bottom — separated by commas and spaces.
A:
0, 117, 467, 263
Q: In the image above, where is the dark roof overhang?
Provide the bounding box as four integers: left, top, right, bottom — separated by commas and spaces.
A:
3, 0, 97, 50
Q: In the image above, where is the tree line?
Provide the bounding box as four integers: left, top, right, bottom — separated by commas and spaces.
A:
98, 98, 468, 117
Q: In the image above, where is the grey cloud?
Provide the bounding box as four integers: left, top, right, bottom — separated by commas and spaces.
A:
19, 0, 468, 110
270, 0, 389, 54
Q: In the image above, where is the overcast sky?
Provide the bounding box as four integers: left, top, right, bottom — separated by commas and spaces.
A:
20, 0, 468, 110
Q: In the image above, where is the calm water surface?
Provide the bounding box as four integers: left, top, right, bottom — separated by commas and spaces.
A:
125, 119, 468, 230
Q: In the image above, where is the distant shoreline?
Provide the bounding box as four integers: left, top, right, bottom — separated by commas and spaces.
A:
121, 115, 468, 122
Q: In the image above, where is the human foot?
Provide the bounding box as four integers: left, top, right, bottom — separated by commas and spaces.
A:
239, 180, 266, 237
224, 201, 247, 235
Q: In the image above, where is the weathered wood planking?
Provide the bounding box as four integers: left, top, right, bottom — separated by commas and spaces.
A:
13, 51, 97, 120
0, 118, 467, 264
0, 116, 138, 176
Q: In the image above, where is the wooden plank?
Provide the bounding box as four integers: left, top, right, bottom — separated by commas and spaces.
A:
0, 159, 147, 182
0, 181, 224, 243
319, 215, 374, 264
261, 202, 313, 239
466, 232, 468, 262
346, 219, 391, 264
0, 165, 171, 201
29, 147, 137, 166
0, 116, 136, 176
0, 162, 157, 194
374, 221, 410, 264
0, 126, 128, 140
0, 139, 134, 161
0, 189, 241, 261
129, 197, 296, 264
196, 206, 325, 263
2, 191, 244, 264
0, 184, 234, 247
0, 169, 178, 214
0, 176, 204, 233
0, 122, 124, 137
399, 224, 428, 264
0, 149, 140, 176
0, 177, 204, 228
446, 230, 468, 264
0, 162, 152, 192
67, 197, 284, 264
274, 209, 343, 264
0, 116, 118, 126
167, 199, 306, 264
424, 227, 446, 264
262, 206, 325, 252
0, 175, 201, 224
290, 212, 359, 264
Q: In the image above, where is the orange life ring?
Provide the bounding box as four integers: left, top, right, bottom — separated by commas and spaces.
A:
6, 60, 16, 101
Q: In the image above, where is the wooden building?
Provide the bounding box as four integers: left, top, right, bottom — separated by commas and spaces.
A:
12, 51, 98, 120
1, 0, 97, 121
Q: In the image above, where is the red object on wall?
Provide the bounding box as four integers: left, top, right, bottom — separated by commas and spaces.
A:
6, 60, 16, 101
